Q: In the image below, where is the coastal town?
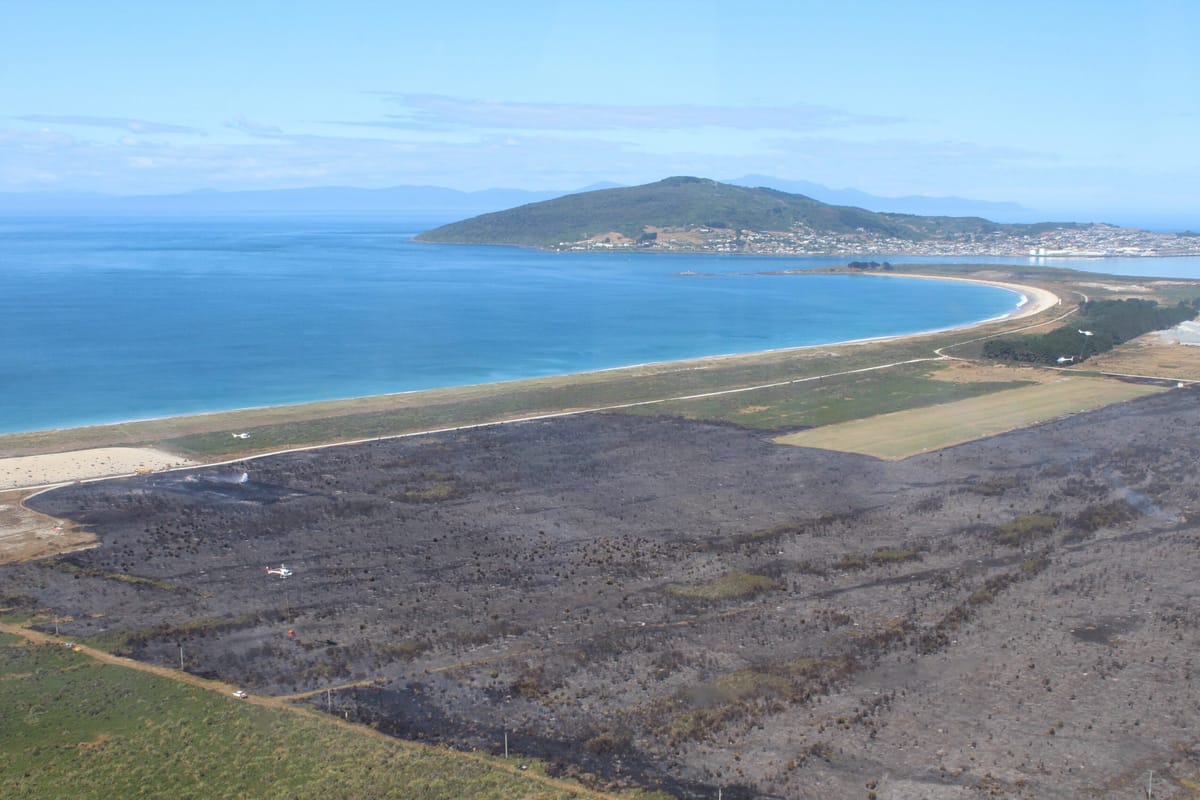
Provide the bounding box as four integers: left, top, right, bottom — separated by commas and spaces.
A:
561, 221, 1200, 257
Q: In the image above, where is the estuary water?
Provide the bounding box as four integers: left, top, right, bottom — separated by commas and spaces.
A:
2, 216, 1197, 435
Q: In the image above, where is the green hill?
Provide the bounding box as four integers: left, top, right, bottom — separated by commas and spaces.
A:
415, 176, 1076, 248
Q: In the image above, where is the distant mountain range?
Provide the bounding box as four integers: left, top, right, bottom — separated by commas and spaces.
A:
724, 174, 1040, 223
0, 178, 1041, 224
415, 176, 1078, 248
7, 177, 1188, 232
0, 184, 620, 220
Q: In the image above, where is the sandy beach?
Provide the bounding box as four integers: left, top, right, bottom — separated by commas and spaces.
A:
854, 271, 1061, 322
0, 447, 193, 491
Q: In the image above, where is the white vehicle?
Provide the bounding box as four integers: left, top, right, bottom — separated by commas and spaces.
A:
265, 564, 293, 578
232, 689, 248, 699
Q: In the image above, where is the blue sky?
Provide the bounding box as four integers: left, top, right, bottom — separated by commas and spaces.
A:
2, 1, 1197, 221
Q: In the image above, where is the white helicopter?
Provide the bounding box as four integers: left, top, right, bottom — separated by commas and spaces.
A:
265, 564, 293, 578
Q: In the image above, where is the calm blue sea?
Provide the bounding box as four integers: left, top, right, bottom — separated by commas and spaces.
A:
2, 216, 1198, 434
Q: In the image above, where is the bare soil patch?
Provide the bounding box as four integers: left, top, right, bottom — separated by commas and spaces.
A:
927, 360, 1059, 384
0, 491, 95, 564
1082, 332, 1200, 381
736, 405, 771, 414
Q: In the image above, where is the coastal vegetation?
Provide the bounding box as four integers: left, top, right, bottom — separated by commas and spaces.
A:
619, 361, 1034, 431
982, 297, 1199, 365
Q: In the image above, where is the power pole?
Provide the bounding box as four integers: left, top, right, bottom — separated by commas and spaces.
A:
179, 644, 184, 671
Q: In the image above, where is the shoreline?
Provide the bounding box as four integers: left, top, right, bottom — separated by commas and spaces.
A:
0, 273, 1062, 490
0, 273, 1058, 442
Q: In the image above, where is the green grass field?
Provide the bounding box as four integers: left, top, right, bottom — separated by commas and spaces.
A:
618, 361, 1032, 430
0, 633, 659, 800
774, 376, 1164, 459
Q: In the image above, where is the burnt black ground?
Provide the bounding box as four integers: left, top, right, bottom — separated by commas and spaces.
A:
9, 388, 1200, 798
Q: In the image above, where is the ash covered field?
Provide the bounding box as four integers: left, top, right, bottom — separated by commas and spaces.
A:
10, 391, 1200, 799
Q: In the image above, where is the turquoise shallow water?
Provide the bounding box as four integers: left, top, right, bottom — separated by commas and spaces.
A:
2, 216, 1192, 435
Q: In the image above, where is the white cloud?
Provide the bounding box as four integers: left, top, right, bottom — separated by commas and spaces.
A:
346, 93, 902, 133
15, 114, 204, 136
224, 115, 284, 136
0, 117, 1192, 223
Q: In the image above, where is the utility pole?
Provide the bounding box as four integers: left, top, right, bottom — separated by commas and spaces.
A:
179, 644, 184, 671
504, 728, 509, 759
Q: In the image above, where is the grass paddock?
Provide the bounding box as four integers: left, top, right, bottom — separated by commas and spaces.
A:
773, 376, 1165, 459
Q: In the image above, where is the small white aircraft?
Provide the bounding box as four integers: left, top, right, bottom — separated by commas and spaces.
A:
232, 432, 251, 439
1078, 329, 1094, 336
1056, 355, 1075, 364
265, 564, 293, 578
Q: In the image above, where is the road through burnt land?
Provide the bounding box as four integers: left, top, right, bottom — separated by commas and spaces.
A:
8, 390, 1200, 799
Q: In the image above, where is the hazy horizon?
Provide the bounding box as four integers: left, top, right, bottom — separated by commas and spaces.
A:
3, 2, 1197, 227
0, 177, 1190, 232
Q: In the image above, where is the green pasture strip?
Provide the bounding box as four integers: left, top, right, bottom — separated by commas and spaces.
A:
620, 362, 1031, 430
774, 377, 1164, 460
158, 340, 955, 458
0, 637, 651, 800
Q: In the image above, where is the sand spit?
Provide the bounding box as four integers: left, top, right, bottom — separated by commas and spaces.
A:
858, 271, 1060, 322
